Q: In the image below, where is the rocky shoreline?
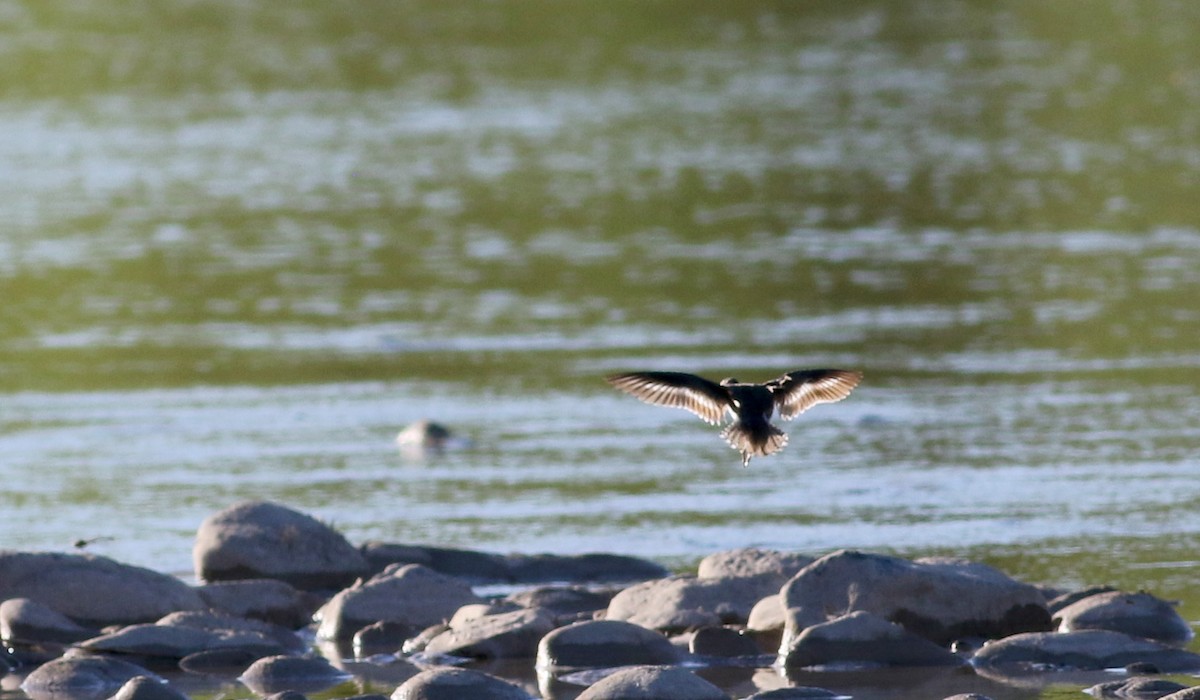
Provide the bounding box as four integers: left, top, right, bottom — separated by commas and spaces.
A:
2, 500, 1198, 700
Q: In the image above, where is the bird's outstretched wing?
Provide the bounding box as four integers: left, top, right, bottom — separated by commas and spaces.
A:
771, 369, 862, 420
606, 372, 731, 424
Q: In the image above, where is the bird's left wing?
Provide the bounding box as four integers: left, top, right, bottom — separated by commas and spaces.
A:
772, 369, 862, 420
605, 372, 730, 424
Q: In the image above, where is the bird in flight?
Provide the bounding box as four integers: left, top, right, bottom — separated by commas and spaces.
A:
606, 369, 862, 466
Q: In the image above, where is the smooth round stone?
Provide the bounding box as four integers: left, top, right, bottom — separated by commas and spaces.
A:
390, 668, 532, 700
238, 655, 353, 695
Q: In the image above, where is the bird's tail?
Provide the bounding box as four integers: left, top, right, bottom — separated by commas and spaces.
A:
721, 422, 788, 466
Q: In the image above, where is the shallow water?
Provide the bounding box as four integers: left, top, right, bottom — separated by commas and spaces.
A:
3, 2, 1200, 698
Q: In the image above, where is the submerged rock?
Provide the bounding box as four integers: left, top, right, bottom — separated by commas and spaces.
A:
781, 550, 1052, 646
0, 552, 206, 628
193, 500, 369, 591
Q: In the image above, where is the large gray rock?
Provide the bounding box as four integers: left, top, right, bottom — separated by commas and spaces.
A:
0, 551, 206, 628
536, 619, 681, 670
504, 585, 615, 624
361, 542, 668, 585
194, 501, 369, 590
21, 656, 161, 700
1054, 590, 1193, 644
574, 666, 726, 700
315, 563, 482, 641
390, 667, 532, 699
698, 548, 813, 582
239, 655, 353, 695
158, 610, 305, 653
1084, 676, 1190, 698
606, 574, 778, 632
1160, 689, 1200, 700
196, 578, 318, 629
0, 597, 98, 644
970, 630, 1200, 672
422, 608, 555, 659
779, 610, 964, 668
747, 593, 786, 633
781, 550, 1051, 646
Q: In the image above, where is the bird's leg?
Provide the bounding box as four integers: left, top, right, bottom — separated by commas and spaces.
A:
741, 452, 751, 468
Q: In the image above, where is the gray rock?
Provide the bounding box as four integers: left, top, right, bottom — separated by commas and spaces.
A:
80, 624, 231, 658
352, 620, 419, 657
970, 630, 1200, 672
193, 500, 369, 590
314, 563, 482, 641
606, 574, 779, 632
697, 548, 813, 582
196, 578, 318, 629
536, 619, 681, 670
0, 597, 98, 644
1055, 591, 1193, 644
180, 647, 275, 675
505, 553, 669, 584
504, 585, 615, 623
239, 655, 352, 695
158, 610, 305, 653
747, 593, 786, 633
781, 550, 1051, 646
574, 666, 726, 700
390, 667, 532, 699
21, 656, 161, 700
106, 676, 189, 700
1160, 689, 1200, 700
1084, 676, 1190, 698
780, 610, 964, 669
0, 551, 206, 628
422, 608, 556, 659
361, 542, 511, 583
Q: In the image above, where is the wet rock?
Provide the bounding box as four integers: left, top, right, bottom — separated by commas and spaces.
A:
0, 551, 206, 628
1160, 689, 1200, 700
1055, 591, 1193, 644
780, 610, 964, 669
747, 593, 786, 633
504, 585, 615, 624
505, 552, 669, 584
193, 500, 369, 591
21, 656, 161, 700
970, 630, 1200, 672
782, 550, 1051, 646
196, 578, 319, 629
315, 563, 482, 641
239, 655, 352, 695
606, 574, 779, 633
688, 625, 761, 658
698, 548, 813, 582
80, 624, 233, 659
106, 676, 189, 700
0, 597, 98, 645
536, 619, 681, 670
574, 665, 726, 700
422, 608, 556, 659
1047, 586, 1118, 615
1084, 676, 1190, 698
390, 667, 532, 699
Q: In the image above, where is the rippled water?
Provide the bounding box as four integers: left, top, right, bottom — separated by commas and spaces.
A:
3, 2, 1200, 698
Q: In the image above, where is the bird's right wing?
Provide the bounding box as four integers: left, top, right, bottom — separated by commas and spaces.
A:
605, 372, 730, 424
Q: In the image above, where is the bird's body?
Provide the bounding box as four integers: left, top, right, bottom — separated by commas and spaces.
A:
606, 369, 862, 466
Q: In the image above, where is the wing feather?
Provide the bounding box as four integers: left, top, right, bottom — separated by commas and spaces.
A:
772, 369, 862, 420
605, 372, 730, 424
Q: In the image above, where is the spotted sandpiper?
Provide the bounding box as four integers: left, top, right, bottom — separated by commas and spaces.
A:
606, 368, 862, 466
